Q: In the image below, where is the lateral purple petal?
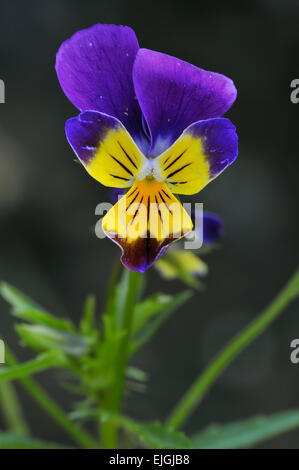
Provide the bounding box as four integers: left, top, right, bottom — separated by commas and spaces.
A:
192, 118, 238, 179
65, 110, 146, 188
157, 117, 238, 196
65, 111, 119, 165
56, 24, 143, 139
133, 48, 237, 155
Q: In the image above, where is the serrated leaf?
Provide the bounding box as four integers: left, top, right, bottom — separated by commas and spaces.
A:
192, 410, 299, 449
131, 421, 192, 449
74, 409, 191, 449
16, 324, 92, 357
114, 415, 192, 449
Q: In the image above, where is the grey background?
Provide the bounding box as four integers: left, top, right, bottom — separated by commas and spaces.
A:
0, 0, 299, 448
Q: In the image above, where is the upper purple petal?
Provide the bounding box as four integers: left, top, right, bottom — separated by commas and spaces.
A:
56, 24, 144, 141
133, 48, 237, 155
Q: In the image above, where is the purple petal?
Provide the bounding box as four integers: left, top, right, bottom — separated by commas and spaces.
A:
65, 110, 146, 188
56, 24, 144, 142
110, 188, 126, 204
113, 235, 178, 273
157, 117, 238, 195
202, 212, 223, 243
133, 48, 237, 155
201, 212, 223, 243
65, 111, 118, 165
192, 118, 238, 180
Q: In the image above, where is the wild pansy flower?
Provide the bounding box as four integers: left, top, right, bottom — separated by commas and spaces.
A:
155, 212, 223, 287
56, 24, 238, 272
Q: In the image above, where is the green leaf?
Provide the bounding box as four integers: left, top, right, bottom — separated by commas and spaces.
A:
75, 409, 192, 449
131, 290, 192, 353
192, 410, 299, 449
13, 308, 75, 332
80, 295, 96, 335
126, 366, 148, 382
0, 282, 75, 332
132, 293, 172, 334
0, 432, 67, 449
123, 420, 191, 449
126, 367, 148, 392
0, 350, 67, 383
4, 348, 96, 449
0, 282, 41, 311
110, 414, 191, 449
102, 311, 117, 339
16, 324, 92, 357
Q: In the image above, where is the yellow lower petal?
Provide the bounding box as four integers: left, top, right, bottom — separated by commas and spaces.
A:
102, 178, 193, 271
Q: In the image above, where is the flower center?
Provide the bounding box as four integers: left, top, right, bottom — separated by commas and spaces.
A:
136, 157, 163, 182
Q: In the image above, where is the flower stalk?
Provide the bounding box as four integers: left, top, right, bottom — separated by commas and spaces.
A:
100, 268, 141, 448
166, 269, 299, 430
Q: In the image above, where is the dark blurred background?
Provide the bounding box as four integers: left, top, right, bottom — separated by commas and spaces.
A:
0, 0, 299, 449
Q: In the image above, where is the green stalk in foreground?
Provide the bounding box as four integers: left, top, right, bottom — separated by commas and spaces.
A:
5, 347, 96, 449
167, 268, 299, 430
101, 268, 141, 449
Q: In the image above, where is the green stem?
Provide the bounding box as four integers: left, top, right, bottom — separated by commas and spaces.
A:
113, 269, 141, 407
0, 382, 29, 435
5, 347, 96, 449
101, 269, 141, 449
166, 268, 299, 430
99, 395, 116, 449
104, 258, 122, 314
